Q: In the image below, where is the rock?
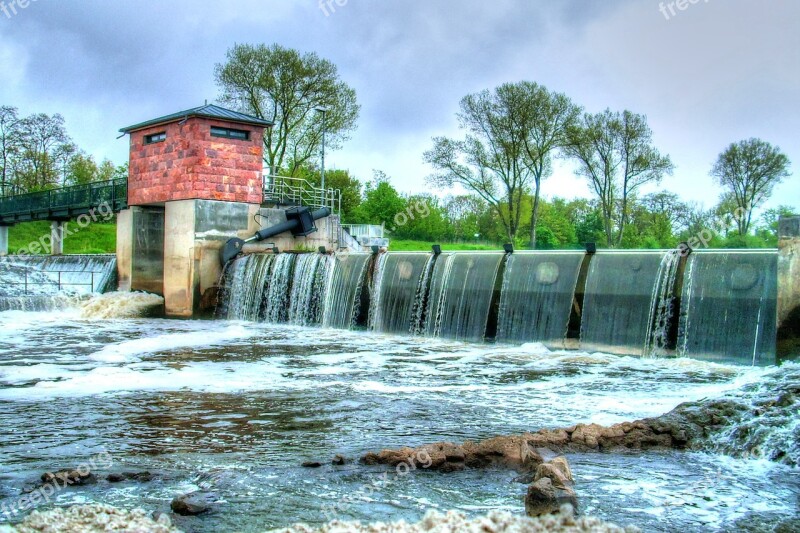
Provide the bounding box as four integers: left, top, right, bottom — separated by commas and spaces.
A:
525, 477, 578, 517
107, 471, 153, 483
331, 454, 348, 465
41, 469, 97, 486
360, 436, 544, 473
301, 461, 322, 468
170, 491, 218, 516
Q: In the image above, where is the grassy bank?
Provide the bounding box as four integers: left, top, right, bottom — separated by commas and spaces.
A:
8, 221, 116, 254
388, 239, 502, 251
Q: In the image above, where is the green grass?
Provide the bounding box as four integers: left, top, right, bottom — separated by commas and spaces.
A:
8, 221, 116, 255
389, 239, 503, 252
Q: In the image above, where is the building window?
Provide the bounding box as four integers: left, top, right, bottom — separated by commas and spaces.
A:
211, 126, 250, 141
144, 132, 166, 145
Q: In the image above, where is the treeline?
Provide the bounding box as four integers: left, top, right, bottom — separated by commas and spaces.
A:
214, 44, 795, 249
299, 167, 796, 250
0, 106, 126, 197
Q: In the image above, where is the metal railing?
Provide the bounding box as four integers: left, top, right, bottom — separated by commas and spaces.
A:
3, 270, 102, 295
0, 179, 128, 222
341, 224, 385, 239
263, 175, 341, 214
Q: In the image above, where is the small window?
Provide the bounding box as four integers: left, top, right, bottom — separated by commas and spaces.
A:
211, 126, 250, 141
144, 132, 166, 145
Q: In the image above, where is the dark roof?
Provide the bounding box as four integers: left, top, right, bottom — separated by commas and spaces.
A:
120, 104, 273, 133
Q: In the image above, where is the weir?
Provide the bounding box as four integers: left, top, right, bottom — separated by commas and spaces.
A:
211, 242, 796, 366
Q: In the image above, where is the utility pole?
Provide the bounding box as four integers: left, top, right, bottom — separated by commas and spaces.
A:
315, 107, 327, 205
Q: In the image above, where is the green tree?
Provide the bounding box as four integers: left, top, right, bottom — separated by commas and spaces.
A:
711, 138, 792, 235
510, 82, 581, 248
424, 86, 533, 242
565, 109, 674, 247
392, 194, 451, 241
215, 43, 360, 177
352, 171, 406, 228
296, 166, 362, 221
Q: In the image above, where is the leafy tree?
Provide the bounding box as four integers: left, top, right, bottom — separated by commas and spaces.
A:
393, 194, 451, 241
352, 171, 406, 228
424, 86, 533, 242
565, 109, 674, 247
510, 82, 581, 248
759, 205, 798, 242
443, 195, 487, 242
711, 138, 791, 235
215, 43, 360, 177
296, 166, 362, 221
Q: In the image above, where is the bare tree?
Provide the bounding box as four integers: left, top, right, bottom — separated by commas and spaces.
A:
711, 138, 791, 235
0, 106, 20, 197
215, 43, 360, 176
424, 87, 532, 242
510, 82, 581, 247
565, 109, 673, 247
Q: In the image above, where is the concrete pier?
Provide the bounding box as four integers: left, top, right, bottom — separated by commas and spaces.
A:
50, 221, 65, 256
778, 216, 800, 360
0, 225, 8, 256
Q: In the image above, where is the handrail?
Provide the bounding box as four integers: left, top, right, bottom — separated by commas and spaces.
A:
263, 175, 341, 214
3, 269, 103, 294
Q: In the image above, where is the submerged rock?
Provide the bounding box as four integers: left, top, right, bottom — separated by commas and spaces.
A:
170, 491, 219, 516
106, 471, 154, 483
40, 469, 97, 486
301, 461, 323, 468
331, 454, 348, 466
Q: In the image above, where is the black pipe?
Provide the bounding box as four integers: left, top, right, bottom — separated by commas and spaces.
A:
220, 207, 331, 265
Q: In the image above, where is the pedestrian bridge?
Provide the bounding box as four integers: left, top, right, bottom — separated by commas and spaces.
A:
0, 179, 128, 226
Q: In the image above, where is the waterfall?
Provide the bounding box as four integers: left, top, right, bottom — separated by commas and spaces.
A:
496, 252, 584, 346
424, 253, 504, 341
0, 255, 117, 311
288, 253, 332, 326
321, 253, 372, 329
370, 253, 432, 334
580, 251, 671, 356
264, 254, 295, 323
678, 250, 777, 365
644, 250, 682, 357
214, 249, 779, 366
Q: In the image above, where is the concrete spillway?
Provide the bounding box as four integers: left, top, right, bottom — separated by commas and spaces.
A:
217, 248, 785, 366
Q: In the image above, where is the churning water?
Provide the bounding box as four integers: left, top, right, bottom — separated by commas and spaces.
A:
0, 301, 798, 532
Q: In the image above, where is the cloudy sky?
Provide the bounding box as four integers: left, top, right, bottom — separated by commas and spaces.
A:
1, 0, 797, 212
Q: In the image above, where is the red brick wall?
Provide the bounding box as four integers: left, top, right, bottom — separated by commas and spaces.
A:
128, 118, 264, 206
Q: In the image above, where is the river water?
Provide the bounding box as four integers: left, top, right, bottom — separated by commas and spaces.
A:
0, 306, 798, 532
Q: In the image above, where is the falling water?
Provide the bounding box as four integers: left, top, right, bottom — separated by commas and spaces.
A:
370, 253, 432, 334
215, 249, 780, 365
0, 255, 117, 310
644, 249, 682, 357
678, 250, 777, 365
496, 252, 584, 346
321, 253, 372, 329
288, 253, 333, 326
580, 251, 670, 356
424, 253, 504, 341
263, 254, 295, 323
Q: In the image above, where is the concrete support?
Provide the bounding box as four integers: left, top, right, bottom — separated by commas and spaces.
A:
0, 225, 8, 256
50, 221, 65, 255
116, 207, 165, 294
777, 216, 800, 360
162, 199, 258, 318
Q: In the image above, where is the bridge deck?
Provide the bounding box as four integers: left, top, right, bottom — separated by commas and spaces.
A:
0, 179, 128, 225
